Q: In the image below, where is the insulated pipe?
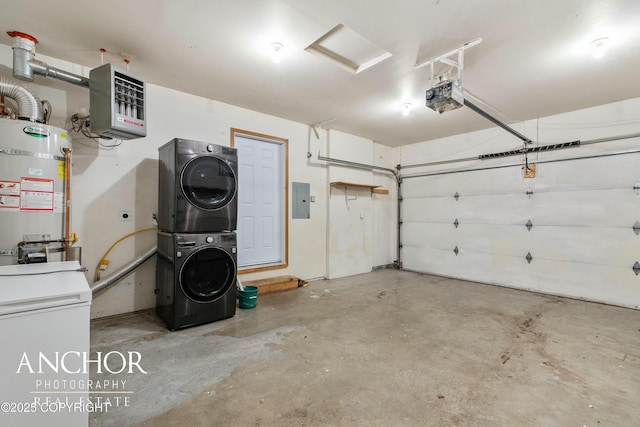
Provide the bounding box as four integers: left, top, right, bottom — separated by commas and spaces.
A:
91, 246, 157, 295
0, 76, 44, 122
464, 98, 532, 144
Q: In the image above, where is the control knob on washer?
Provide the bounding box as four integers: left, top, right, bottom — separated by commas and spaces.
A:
206, 144, 214, 152
205, 236, 213, 243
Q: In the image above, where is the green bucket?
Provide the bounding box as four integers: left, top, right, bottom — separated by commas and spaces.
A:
238, 286, 259, 309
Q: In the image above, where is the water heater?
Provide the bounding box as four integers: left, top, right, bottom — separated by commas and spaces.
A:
0, 119, 71, 265
89, 63, 146, 139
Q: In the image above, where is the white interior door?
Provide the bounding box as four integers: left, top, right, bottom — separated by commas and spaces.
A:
234, 135, 284, 267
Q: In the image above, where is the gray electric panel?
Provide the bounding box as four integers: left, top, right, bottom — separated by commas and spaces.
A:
292, 182, 310, 219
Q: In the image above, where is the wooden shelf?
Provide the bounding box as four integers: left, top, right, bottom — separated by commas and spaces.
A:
372, 188, 389, 195
330, 181, 380, 190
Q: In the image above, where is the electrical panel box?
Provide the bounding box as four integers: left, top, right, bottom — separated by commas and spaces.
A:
292, 182, 310, 219
425, 79, 464, 114
89, 63, 146, 139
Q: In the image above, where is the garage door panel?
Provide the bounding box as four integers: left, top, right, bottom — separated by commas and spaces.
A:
402, 248, 640, 309
402, 223, 457, 250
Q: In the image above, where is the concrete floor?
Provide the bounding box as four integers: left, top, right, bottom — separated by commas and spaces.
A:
89, 270, 640, 426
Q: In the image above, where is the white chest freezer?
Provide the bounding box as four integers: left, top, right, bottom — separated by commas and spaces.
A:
0, 261, 91, 427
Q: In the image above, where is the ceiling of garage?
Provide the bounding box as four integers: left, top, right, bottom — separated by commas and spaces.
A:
1, 0, 639, 146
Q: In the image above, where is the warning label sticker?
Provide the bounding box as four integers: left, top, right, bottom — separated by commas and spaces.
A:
19, 177, 54, 211
20, 191, 54, 211
0, 181, 21, 209
21, 177, 54, 192
0, 194, 20, 209
0, 181, 20, 195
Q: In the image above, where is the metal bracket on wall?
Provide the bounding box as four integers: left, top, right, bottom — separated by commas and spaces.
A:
344, 188, 357, 202
634, 181, 640, 196
454, 219, 459, 228
454, 246, 459, 256
526, 220, 533, 231
526, 252, 533, 264
633, 262, 640, 276
454, 192, 460, 201
526, 188, 534, 199
633, 221, 640, 236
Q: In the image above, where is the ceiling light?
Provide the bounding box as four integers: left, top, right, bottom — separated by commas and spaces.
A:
402, 103, 412, 116
591, 37, 608, 59
271, 42, 284, 63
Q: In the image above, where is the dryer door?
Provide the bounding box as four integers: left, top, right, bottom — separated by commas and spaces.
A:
181, 156, 236, 210
179, 247, 236, 303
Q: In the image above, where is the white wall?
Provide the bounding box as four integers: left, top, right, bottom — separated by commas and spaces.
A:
399, 98, 640, 308
326, 131, 373, 279
323, 131, 398, 279
0, 44, 396, 318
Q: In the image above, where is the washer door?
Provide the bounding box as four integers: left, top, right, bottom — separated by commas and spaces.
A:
179, 247, 236, 303
181, 156, 236, 210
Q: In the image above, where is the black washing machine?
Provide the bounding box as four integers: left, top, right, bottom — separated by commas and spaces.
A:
156, 231, 237, 330
157, 138, 238, 233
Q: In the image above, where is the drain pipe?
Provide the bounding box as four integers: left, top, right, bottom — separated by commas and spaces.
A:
91, 246, 157, 295
8, 31, 90, 88
0, 76, 44, 122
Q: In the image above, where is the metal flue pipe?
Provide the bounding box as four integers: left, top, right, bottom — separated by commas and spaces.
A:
91, 246, 157, 295
8, 31, 89, 89
27, 60, 90, 88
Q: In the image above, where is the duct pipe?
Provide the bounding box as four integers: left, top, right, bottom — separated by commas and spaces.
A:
0, 76, 44, 122
91, 246, 157, 295
8, 31, 89, 89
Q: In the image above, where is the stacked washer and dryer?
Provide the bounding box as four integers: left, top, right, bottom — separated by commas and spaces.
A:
156, 138, 238, 330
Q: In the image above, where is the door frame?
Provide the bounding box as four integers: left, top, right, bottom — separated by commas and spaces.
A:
230, 128, 289, 274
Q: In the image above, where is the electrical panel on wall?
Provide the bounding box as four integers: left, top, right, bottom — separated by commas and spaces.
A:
89, 64, 146, 139
292, 182, 310, 219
